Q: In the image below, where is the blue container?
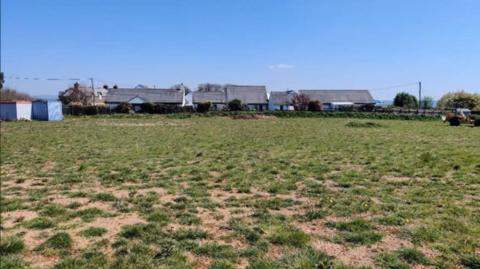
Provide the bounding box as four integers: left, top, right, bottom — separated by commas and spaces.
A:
32, 100, 64, 121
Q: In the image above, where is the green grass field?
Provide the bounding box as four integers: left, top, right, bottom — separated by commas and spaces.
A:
1, 115, 479, 269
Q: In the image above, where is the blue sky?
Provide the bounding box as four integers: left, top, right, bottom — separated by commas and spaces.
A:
2, 0, 479, 99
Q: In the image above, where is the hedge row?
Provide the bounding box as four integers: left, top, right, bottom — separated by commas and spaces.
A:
193, 111, 441, 121
64, 106, 441, 121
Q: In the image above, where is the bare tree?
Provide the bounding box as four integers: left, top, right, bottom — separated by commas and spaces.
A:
197, 83, 224, 92
171, 83, 191, 95
292, 93, 311, 111
58, 82, 94, 105
0, 88, 32, 101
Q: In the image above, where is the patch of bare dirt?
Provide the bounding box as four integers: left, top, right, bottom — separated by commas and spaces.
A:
49, 194, 89, 206
137, 187, 168, 196
295, 220, 337, 237
1, 210, 38, 228
23, 253, 59, 268
41, 161, 56, 172
312, 232, 437, 268
77, 201, 112, 211
87, 213, 145, 239
313, 240, 375, 267
98, 122, 191, 127
381, 175, 412, 183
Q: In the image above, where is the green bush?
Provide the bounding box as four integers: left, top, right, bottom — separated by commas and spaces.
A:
394, 92, 418, 109
115, 102, 133, 113
140, 102, 155, 113
227, 99, 244, 111
197, 102, 211, 113
307, 100, 322, 111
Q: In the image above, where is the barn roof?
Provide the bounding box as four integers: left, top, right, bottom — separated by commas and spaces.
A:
269, 91, 297, 105
225, 85, 267, 104
105, 88, 184, 104
298, 90, 375, 104
192, 91, 226, 104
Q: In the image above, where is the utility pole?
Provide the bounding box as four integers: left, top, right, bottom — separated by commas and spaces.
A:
90, 78, 95, 105
418, 81, 422, 110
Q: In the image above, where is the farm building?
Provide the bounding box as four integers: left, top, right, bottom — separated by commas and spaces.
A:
105, 88, 185, 111
192, 91, 226, 110
268, 91, 296, 111
298, 90, 375, 110
192, 85, 268, 111
226, 85, 268, 111
32, 100, 64, 121
0, 101, 32, 121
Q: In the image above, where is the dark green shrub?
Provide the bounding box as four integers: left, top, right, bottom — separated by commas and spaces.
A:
307, 100, 322, 111
140, 102, 155, 113
84, 105, 99, 115
228, 99, 243, 111
338, 105, 354, 112
197, 102, 211, 113
394, 92, 418, 108
115, 102, 133, 113
153, 104, 182, 114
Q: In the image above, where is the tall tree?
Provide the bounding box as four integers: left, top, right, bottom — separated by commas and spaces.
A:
58, 82, 94, 105
437, 91, 480, 110
197, 83, 224, 92
0, 88, 32, 101
420, 96, 434, 109
292, 93, 311, 111
171, 83, 191, 95
393, 92, 418, 108
0, 72, 4, 90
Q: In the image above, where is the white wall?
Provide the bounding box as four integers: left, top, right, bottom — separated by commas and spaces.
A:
16, 103, 32, 120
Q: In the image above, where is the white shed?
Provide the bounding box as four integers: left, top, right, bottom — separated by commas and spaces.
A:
0, 101, 32, 121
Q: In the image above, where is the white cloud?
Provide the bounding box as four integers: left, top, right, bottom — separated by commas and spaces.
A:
268, 64, 295, 70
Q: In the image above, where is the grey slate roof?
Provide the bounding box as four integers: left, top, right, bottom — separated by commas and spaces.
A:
225, 85, 267, 104
269, 91, 297, 105
105, 88, 183, 104
298, 90, 375, 104
192, 91, 226, 104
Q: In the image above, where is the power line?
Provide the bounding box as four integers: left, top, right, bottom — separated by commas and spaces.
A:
370, 82, 419, 91
6, 76, 82, 81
